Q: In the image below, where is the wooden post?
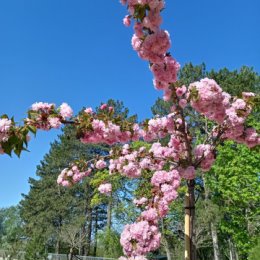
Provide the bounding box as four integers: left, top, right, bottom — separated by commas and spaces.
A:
185, 192, 190, 260
184, 180, 196, 260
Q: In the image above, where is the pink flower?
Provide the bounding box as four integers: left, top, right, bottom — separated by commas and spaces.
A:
84, 107, 93, 114
179, 99, 187, 108
180, 166, 195, 180
163, 88, 173, 102
232, 99, 246, 110
138, 30, 171, 63
31, 102, 53, 112
195, 144, 215, 172
100, 104, 107, 110
242, 92, 255, 100
142, 8, 162, 32
120, 221, 161, 256
151, 56, 180, 84
0, 118, 12, 142
141, 208, 158, 222
176, 85, 187, 97
98, 183, 112, 195
189, 78, 227, 124
48, 117, 62, 129
133, 197, 148, 206
59, 103, 73, 118
95, 159, 107, 169
134, 22, 144, 37
0, 118, 12, 132
244, 128, 260, 148
123, 15, 131, 27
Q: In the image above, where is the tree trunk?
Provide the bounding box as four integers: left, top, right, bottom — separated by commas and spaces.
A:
78, 227, 84, 255
184, 180, 196, 260
203, 176, 221, 260
68, 247, 73, 260
93, 207, 98, 256
228, 238, 237, 260
55, 238, 60, 254
211, 222, 221, 260
107, 198, 112, 230
161, 219, 172, 260
85, 206, 92, 256
164, 239, 172, 260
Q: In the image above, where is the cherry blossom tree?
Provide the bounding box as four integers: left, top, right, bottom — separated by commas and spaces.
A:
0, 1, 259, 260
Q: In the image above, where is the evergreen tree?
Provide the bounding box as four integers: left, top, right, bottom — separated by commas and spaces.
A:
20, 125, 109, 255
20, 99, 131, 257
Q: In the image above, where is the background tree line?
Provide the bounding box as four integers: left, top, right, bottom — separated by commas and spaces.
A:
0, 64, 259, 260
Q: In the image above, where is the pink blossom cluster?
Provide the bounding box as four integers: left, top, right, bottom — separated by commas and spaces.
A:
150, 135, 187, 161
141, 208, 158, 223
95, 159, 107, 169
57, 165, 92, 187
223, 97, 259, 147
174, 85, 188, 108
57, 158, 108, 189
132, 30, 171, 63
109, 140, 182, 178
119, 166, 181, 258
79, 112, 189, 147
0, 118, 12, 143
133, 197, 148, 206
109, 147, 143, 178
121, 0, 180, 100
179, 166, 196, 180
120, 220, 161, 257
151, 169, 180, 217
121, 1, 165, 31
59, 103, 73, 118
189, 80, 259, 148
189, 78, 229, 124
98, 183, 112, 195
80, 119, 140, 145
194, 144, 215, 172
108, 127, 191, 182
31, 102, 54, 112
243, 128, 260, 148
142, 114, 176, 141
167, 135, 188, 160
26, 102, 73, 130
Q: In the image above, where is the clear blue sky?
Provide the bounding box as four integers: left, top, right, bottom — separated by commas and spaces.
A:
0, 0, 259, 207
